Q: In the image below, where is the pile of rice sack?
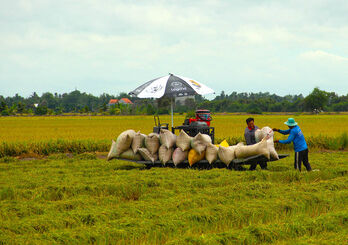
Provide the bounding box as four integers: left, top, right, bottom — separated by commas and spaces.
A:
107, 126, 278, 166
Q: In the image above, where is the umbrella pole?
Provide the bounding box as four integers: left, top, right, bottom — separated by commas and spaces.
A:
171, 98, 174, 130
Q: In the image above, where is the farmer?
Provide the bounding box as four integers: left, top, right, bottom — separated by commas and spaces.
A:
244, 117, 268, 170
273, 118, 312, 172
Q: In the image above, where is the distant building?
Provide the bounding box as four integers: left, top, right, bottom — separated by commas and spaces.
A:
108, 98, 133, 106
108, 99, 119, 106
119, 98, 133, 105
175, 95, 195, 105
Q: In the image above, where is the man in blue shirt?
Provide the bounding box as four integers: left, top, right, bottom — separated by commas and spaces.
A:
273, 118, 312, 171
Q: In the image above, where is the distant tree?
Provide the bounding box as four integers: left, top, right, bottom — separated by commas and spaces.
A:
27, 108, 34, 115
8, 104, 17, 115
41, 92, 58, 109
117, 92, 131, 100
55, 106, 63, 115
47, 109, 54, 115
83, 105, 90, 114
332, 101, 348, 111
102, 103, 107, 112
17, 102, 26, 114
146, 103, 156, 115
61, 90, 82, 112
1, 109, 9, 116
214, 91, 226, 101
35, 101, 48, 115
246, 103, 262, 114
1, 87, 347, 114
157, 97, 171, 114
109, 105, 120, 115
304, 87, 329, 112
28, 92, 40, 105
194, 94, 205, 103
0, 101, 7, 112
184, 98, 196, 109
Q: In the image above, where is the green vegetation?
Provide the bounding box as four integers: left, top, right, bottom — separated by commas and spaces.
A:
1, 87, 348, 115
0, 152, 347, 244
0, 139, 108, 158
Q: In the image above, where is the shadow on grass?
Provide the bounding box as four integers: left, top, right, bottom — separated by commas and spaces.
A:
110, 160, 146, 171
114, 165, 145, 170
269, 166, 290, 172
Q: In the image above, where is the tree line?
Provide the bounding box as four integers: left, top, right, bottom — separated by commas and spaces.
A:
0, 87, 347, 116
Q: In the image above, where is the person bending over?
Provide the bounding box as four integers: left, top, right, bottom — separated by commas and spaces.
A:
273, 118, 312, 172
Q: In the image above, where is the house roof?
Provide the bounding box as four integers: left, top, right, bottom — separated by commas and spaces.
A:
120, 98, 133, 104
108, 99, 118, 104
108, 98, 133, 105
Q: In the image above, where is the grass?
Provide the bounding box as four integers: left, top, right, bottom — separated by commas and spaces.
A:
0, 151, 347, 244
0, 115, 347, 157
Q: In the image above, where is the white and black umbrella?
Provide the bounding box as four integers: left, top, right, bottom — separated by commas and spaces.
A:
129, 73, 214, 128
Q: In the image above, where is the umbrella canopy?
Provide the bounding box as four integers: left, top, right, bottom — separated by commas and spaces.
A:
129, 73, 215, 128
129, 74, 214, 98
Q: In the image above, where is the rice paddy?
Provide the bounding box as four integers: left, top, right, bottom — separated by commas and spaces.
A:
1, 114, 347, 142
0, 114, 347, 157
0, 115, 347, 244
0, 151, 347, 244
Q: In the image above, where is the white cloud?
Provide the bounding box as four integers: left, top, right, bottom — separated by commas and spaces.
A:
0, 0, 348, 96
300, 50, 348, 63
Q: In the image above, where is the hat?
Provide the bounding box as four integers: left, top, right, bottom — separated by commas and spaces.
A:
284, 118, 298, 126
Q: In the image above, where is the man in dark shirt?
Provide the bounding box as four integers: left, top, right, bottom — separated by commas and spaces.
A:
244, 117, 267, 170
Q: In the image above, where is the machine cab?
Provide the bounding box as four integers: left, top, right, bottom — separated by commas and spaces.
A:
188, 109, 212, 127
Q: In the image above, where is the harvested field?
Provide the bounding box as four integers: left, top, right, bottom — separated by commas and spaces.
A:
0, 152, 347, 244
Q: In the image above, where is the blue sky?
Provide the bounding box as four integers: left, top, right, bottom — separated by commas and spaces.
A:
1, 0, 348, 98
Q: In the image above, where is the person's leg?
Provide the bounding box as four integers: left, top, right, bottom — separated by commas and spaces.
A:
294, 151, 300, 171
249, 163, 257, 170
301, 149, 312, 171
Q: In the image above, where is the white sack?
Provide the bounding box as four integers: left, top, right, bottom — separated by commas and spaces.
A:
145, 133, 160, 155
235, 137, 270, 160
119, 149, 142, 161
114, 129, 136, 157
159, 129, 176, 149
131, 132, 146, 153
158, 145, 173, 165
176, 130, 192, 151
205, 143, 218, 164
191, 133, 212, 155
172, 148, 188, 166
138, 148, 156, 163
218, 146, 237, 166
107, 140, 117, 161
255, 126, 279, 160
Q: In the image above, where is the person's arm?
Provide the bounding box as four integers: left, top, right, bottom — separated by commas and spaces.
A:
278, 129, 291, 135
279, 130, 295, 144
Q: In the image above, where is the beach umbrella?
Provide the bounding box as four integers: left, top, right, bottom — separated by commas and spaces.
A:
129, 73, 214, 128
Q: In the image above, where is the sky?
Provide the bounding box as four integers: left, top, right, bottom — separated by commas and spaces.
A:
1, 0, 348, 98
